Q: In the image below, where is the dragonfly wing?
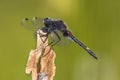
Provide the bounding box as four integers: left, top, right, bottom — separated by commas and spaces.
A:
21, 17, 44, 32
21, 18, 36, 32
32, 17, 44, 29
49, 30, 71, 46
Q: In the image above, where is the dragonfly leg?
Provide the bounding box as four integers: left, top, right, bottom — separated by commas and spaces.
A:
48, 31, 61, 47
38, 31, 49, 43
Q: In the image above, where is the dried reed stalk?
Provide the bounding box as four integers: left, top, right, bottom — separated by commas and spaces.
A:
25, 29, 56, 80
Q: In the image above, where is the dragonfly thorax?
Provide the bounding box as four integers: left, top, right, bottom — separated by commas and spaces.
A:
43, 18, 67, 31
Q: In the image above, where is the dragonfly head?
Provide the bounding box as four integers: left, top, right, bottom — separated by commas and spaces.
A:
43, 17, 52, 27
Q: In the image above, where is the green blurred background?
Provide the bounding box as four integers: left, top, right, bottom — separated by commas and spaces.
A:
0, 0, 120, 80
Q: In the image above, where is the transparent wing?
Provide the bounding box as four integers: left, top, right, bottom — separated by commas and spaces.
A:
48, 30, 71, 46
32, 17, 44, 29
21, 17, 44, 32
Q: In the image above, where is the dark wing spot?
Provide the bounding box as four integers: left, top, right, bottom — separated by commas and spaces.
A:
25, 18, 29, 21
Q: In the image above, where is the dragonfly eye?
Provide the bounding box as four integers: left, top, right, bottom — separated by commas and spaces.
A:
43, 17, 51, 27
43, 17, 50, 22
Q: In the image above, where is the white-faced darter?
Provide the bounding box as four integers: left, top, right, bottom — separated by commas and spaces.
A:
21, 17, 98, 59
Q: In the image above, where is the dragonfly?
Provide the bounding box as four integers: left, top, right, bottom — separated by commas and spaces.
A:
21, 17, 98, 59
